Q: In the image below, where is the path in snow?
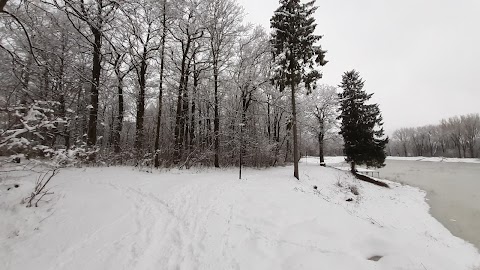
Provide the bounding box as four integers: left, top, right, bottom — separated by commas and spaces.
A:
1, 165, 479, 270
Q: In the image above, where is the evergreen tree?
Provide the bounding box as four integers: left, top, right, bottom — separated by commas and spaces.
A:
270, 0, 327, 179
338, 70, 388, 172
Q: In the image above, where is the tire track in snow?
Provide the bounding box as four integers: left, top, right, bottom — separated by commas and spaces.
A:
52, 173, 237, 270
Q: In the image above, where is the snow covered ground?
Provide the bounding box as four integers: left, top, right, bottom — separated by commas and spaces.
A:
318, 156, 480, 165
387, 156, 480, 163
1, 162, 479, 270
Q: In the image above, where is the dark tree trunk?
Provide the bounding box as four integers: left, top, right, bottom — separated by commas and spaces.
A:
174, 38, 191, 163
213, 64, 220, 168
135, 50, 148, 152
267, 94, 271, 141
113, 78, 124, 153
206, 104, 212, 146
318, 133, 325, 166
181, 62, 191, 151
190, 62, 199, 152
87, 29, 101, 148
154, 0, 167, 167
291, 82, 299, 180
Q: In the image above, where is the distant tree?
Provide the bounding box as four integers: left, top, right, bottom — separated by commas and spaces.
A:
392, 128, 410, 156
461, 113, 480, 158
390, 113, 480, 159
442, 116, 463, 158
270, 0, 327, 179
305, 85, 338, 166
338, 70, 388, 172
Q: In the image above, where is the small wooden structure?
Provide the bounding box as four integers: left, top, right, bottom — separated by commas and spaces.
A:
357, 169, 380, 178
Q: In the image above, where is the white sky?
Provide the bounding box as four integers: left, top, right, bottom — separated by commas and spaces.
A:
236, 0, 480, 134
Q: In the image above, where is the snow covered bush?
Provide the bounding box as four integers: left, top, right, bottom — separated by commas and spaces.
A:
0, 101, 89, 166
1, 101, 63, 156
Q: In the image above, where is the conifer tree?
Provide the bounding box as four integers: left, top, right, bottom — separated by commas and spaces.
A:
270, 0, 327, 179
338, 70, 388, 172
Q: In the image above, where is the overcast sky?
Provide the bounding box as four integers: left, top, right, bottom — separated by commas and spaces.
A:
237, 0, 480, 135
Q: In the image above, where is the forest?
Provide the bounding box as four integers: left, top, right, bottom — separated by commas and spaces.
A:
0, 0, 342, 168
389, 114, 480, 158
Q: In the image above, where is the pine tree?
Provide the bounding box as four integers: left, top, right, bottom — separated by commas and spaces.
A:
338, 70, 388, 172
270, 0, 327, 179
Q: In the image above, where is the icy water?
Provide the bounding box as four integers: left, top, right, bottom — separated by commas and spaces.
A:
378, 160, 480, 250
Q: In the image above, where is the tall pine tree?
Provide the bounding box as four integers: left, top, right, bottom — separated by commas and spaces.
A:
338, 70, 388, 172
270, 0, 327, 179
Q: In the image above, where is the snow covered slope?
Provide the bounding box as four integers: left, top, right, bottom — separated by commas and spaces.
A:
1, 163, 479, 270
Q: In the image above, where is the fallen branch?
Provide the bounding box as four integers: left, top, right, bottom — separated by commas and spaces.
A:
24, 169, 59, 207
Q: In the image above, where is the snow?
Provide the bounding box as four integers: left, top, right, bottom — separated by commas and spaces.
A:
315, 155, 480, 165
1, 163, 479, 270
387, 156, 480, 164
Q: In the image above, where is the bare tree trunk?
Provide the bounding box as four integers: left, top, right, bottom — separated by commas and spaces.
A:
190, 62, 199, 152
318, 133, 325, 166
135, 45, 149, 152
87, 29, 101, 148
213, 64, 220, 168
113, 79, 124, 153
291, 82, 299, 180
174, 39, 191, 163
206, 104, 212, 146
154, 0, 167, 167
267, 94, 271, 141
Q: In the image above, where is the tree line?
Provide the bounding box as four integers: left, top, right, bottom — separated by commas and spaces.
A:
0, 0, 323, 169
1, 0, 388, 179
389, 114, 480, 158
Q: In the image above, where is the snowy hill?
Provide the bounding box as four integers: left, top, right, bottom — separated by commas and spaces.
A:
1, 162, 479, 270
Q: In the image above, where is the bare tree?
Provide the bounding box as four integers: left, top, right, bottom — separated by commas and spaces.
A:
461, 113, 480, 158
205, 0, 244, 167
169, 0, 205, 164
392, 128, 410, 156
57, 0, 119, 150
233, 26, 270, 169
154, 0, 168, 167
391, 113, 480, 158
123, 0, 161, 153
305, 85, 338, 165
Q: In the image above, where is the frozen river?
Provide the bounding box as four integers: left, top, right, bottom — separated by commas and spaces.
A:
378, 160, 480, 250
